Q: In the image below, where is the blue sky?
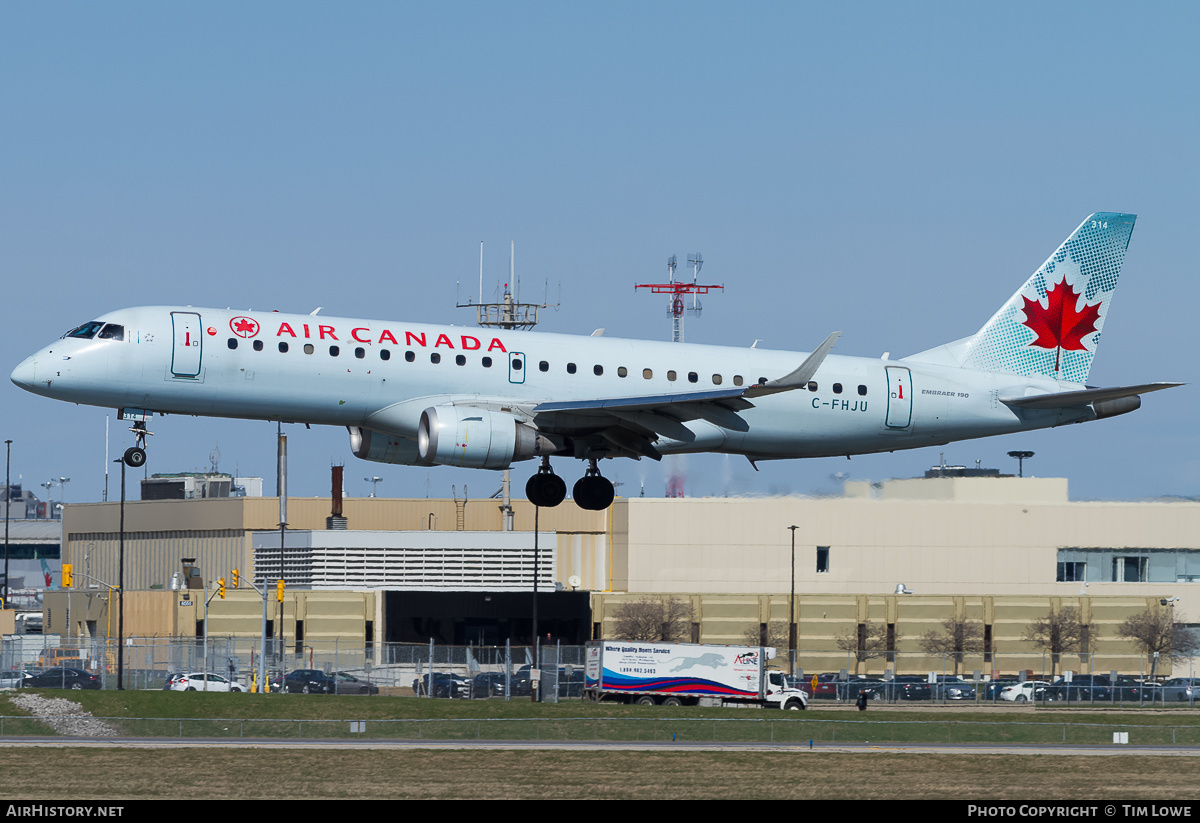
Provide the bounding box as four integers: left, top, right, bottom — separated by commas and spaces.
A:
3, 2, 1196, 504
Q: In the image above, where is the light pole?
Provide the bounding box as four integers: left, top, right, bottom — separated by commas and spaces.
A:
113, 457, 126, 690
3, 440, 11, 609
1007, 450, 1034, 478
788, 525, 798, 676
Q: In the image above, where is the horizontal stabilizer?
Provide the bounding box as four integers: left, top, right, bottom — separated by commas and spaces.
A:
999, 382, 1184, 409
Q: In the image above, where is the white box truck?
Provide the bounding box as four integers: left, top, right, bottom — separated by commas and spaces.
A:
584, 641, 808, 709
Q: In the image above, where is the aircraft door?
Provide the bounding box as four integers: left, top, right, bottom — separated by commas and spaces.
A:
508, 351, 525, 384
885, 366, 912, 429
171, 311, 203, 378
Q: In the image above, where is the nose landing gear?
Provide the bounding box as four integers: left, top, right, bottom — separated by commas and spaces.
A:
122, 421, 153, 468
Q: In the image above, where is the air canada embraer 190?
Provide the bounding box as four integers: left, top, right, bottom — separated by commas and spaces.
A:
11, 214, 1182, 510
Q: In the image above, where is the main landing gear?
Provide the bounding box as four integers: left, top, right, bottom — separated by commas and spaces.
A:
122, 421, 152, 468
525, 458, 615, 511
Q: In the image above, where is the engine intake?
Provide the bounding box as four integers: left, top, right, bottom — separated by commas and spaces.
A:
417, 406, 557, 469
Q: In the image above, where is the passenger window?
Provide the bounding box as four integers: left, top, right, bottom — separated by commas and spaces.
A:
667, 370, 677, 381
858, 384, 867, 396
807, 381, 818, 391
567, 363, 577, 374
227, 338, 238, 350
482, 357, 492, 367
643, 368, 653, 379
329, 345, 340, 357
618, 366, 628, 378
98, 324, 125, 340
833, 383, 843, 394
594, 365, 603, 376
539, 361, 549, 372
380, 349, 390, 361
431, 353, 441, 364
355, 347, 365, 359
405, 351, 415, 362
456, 354, 466, 366
303, 344, 315, 355
512, 358, 522, 370
712, 374, 722, 385
253, 340, 263, 352
688, 372, 698, 383
278, 342, 289, 353
733, 375, 743, 386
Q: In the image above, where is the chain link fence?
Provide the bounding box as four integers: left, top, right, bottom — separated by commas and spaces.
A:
1, 636, 1195, 706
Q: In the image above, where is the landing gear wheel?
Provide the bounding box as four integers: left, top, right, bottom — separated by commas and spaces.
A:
572, 471, 614, 511
526, 458, 566, 508
123, 447, 147, 468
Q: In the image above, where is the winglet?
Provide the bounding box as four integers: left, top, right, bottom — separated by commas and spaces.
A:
742, 332, 841, 398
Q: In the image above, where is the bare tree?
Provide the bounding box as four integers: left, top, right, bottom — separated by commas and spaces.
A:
741, 621, 789, 649
1119, 607, 1200, 678
1023, 607, 1084, 678
919, 618, 984, 676
836, 621, 897, 675
610, 597, 693, 642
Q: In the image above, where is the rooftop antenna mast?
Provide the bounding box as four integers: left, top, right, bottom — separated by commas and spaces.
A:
635, 252, 724, 343
457, 241, 559, 529
457, 241, 558, 331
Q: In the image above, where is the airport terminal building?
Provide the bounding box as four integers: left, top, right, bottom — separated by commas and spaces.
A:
44, 473, 1200, 676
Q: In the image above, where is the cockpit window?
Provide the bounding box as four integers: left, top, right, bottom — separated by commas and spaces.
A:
63, 321, 104, 340
98, 324, 125, 340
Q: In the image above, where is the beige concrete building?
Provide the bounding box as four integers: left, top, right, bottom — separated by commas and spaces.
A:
52, 475, 1200, 675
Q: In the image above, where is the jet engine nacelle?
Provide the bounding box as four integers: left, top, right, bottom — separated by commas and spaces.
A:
348, 427, 424, 465
417, 405, 557, 469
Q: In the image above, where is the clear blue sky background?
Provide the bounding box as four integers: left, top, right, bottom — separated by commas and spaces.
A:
3, 2, 1196, 505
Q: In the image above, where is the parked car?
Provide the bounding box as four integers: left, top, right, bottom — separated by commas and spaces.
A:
931, 675, 977, 701
859, 676, 932, 702
1042, 675, 1113, 702
998, 680, 1051, 702
168, 672, 246, 692
26, 667, 101, 690
982, 680, 1018, 701
0, 671, 32, 690
1161, 678, 1199, 703
281, 669, 335, 694
412, 672, 468, 698
469, 671, 509, 698
330, 671, 379, 695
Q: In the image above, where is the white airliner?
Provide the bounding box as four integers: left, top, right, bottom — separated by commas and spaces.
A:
11, 213, 1181, 510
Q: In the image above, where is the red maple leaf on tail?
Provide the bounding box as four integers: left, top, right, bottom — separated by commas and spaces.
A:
1020, 278, 1101, 372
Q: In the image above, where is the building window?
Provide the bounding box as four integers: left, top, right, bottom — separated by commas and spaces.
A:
1057, 562, 1086, 582
816, 546, 829, 573
1113, 556, 1148, 583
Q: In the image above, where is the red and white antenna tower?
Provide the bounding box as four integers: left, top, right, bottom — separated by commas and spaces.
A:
635, 254, 724, 498
634, 253, 723, 343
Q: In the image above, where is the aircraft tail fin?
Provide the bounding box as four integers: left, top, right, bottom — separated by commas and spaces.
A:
914, 213, 1136, 383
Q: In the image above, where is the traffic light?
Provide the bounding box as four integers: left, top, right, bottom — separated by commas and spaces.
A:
276, 579, 285, 602
231, 568, 239, 589
61, 564, 73, 587
218, 577, 226, 599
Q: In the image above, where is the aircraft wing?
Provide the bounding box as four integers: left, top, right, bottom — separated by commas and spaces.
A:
531, 332, 841, 459
998, 382, 1184, 409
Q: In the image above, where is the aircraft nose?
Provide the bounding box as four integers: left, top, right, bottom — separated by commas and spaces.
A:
11, 354, 38, 391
